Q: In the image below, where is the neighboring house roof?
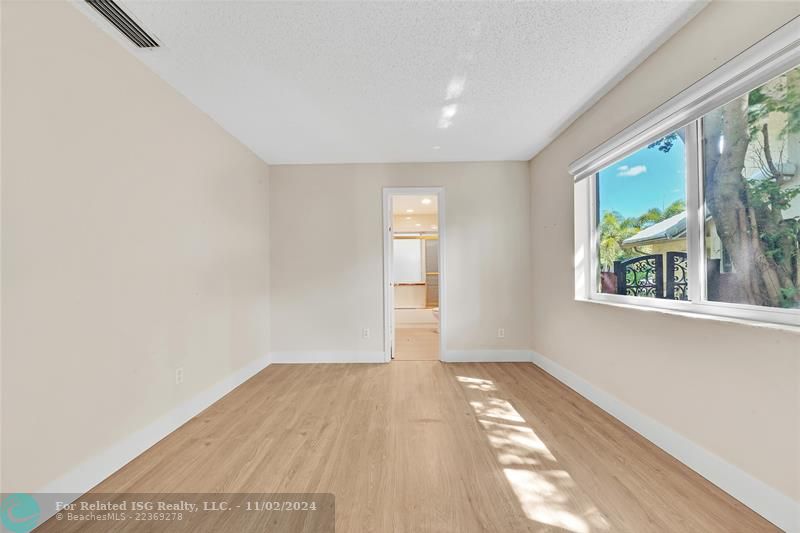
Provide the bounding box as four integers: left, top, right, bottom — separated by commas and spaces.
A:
622, 161, 799, 249
623, 212, 686, 247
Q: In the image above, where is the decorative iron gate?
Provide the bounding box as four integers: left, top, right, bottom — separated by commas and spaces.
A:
666, 251, 688, 300
614, 254, 663, 298
613, 252, 688, 299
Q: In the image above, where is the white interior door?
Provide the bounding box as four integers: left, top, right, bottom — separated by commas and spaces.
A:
389, 220, 396, 359
383, 192, 395, 360
383, 187, 444, 362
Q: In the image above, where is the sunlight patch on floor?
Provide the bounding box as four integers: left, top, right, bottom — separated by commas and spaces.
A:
456, 375, 494, 390
457, 375, 611, 533
504, 468, 594, 533
478, 419, 556, 464
469, 398, 525, 423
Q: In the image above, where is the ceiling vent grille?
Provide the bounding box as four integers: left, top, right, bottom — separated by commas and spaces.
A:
85, 0, 159, 48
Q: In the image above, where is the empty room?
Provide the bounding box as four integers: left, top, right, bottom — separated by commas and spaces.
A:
1, 1, 799, 532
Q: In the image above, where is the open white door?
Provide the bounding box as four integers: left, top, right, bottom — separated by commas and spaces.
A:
382, 191, 395, 361
383, 187, 445, 362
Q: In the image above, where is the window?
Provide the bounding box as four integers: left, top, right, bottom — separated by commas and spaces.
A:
701, 68, 800, 310
571, 20, 800, 326
597, 127, 688, 299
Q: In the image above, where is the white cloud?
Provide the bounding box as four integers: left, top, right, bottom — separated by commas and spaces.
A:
617, 164, 647, 177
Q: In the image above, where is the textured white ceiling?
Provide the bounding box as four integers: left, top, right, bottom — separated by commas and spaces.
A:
75, 1, 705, 164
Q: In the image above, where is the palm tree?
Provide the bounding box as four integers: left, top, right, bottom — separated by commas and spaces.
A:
598, 200, 687, 272
598, 211, 639, 271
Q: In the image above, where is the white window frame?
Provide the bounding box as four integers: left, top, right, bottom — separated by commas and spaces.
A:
571, 16, 800, 328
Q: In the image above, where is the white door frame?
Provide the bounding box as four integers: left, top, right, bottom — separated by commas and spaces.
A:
382, 187, 446, 362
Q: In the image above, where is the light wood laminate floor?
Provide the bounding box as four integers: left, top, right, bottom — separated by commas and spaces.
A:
50, 362, 777, 532
394, 326, 440, 360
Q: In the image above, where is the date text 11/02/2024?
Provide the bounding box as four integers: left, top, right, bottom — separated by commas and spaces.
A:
54, 499, 320, 513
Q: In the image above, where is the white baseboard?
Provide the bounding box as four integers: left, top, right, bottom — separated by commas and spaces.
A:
269, 349, 533, 364
530, 350, 799, 533
35, 353, 272, 520
31, 348, 795, 530
269, 351, 385, 364
442, 350, 533, 363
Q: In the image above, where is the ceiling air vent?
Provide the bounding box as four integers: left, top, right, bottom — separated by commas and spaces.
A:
85, 0, 159, 48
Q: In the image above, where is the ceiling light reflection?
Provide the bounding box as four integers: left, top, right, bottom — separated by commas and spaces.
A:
446, 76, 466, 101
438, 103, 458, 129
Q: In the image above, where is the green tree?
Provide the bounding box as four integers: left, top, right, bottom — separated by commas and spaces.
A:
598, 211, 638, 271
598, 199, 686, 271
662, 199, 686, 219
652, 68, 800, 308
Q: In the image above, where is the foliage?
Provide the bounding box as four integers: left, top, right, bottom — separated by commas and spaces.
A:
650, 68, 800, 308
747, 176, 800, 288
747, 176, 800, 255
598, 199, 686, 271
747, 74, 800, 138
648, 133, 678, 153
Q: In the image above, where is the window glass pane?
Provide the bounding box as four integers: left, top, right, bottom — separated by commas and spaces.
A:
596, 127, 688, 299
701, 65, 800, 310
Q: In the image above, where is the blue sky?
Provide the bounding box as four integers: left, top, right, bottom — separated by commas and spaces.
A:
598, 136, 686, 219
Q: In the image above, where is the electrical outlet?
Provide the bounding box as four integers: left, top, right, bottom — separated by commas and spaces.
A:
175, 367, 184, 385
497, 328, 505, 339
362, 328, 370, 339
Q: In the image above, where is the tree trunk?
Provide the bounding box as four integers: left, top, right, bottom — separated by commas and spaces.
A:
704, 96, 786, 307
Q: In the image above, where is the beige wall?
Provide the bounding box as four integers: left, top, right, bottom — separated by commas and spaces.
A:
529, 1, 800, 502
1, 1, 270, 491
4, 0, 795, 512
394, 285, 427, 309
270, 162, 530, 355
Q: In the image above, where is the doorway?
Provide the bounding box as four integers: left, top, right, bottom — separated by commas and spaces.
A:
383, 188, 444, 362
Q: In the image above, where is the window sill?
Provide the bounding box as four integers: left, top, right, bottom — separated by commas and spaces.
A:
577, 296, 800, 335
